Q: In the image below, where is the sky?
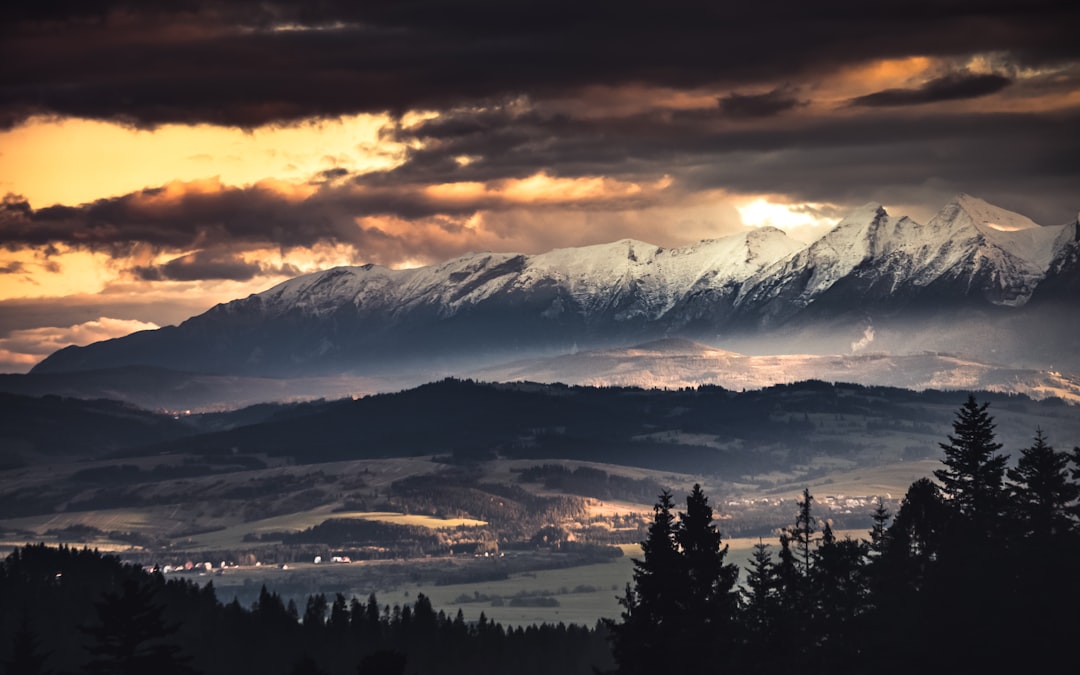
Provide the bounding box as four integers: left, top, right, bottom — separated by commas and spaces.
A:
1, 1, 1078, 372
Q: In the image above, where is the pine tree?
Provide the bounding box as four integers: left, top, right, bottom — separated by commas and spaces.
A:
609, 486, 741, 673
1007, 429, 1079, 539
742, 540, 780, 662
81, 576, 194, 675
787, 488, 817, 578
812, 524, 870, 671
885, 477, 948, 581
933, 395, 1007, 531
785, 487, 818, 622
3, 614, 51, 675
328, 593, 350, 639
303, 593, 328, 630
675, 484, 740, 668
868, 499, 891, 558
609, 490, 681, 675
766, 491, 820, 663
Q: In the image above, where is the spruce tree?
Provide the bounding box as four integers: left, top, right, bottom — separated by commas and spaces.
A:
771, 491, 819, 662
812, 524, 869, 671
885, 477, 948, 579
81, 576, 193, 675
741, 540, 781, 665
4, 614, 51, 675
742, 541, 776, 628
787, 488, 817, 578
868, 499, 891, 558
611, 486, 741, 673
675, 484, 739, 668
933, 395, 1007, 531
609, 490, 681, 675
1007, 429, 1079, 539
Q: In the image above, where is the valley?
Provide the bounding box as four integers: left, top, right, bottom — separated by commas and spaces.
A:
3, 377, 1075, 626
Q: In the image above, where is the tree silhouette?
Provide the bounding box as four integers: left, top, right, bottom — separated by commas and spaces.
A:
867, 499, 891, 558
812, 523, 869, 672
741, 540, 782, 668
3, 613, 50, 675
675, 484, 739, 669
80, 576, 193, 675
609, 490, 680, 674
610, 485, 740, 673
933, 394, 1007, 532
1007, 428, 1079, 539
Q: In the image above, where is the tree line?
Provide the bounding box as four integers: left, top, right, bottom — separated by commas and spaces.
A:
3, 394, 1080, 674
609, 394, 1080, 674
0, 543, 612, 675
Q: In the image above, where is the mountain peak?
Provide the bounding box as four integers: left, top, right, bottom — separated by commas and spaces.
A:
941, 193, 1041, 232
836, 202, 888, 226
30, 194, 1076, 378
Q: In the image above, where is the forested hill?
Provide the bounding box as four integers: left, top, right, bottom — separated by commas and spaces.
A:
146, 379, 1080, 474
5, 379, 1080, 476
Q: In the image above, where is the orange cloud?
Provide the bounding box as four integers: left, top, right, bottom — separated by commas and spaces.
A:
0, 114, 402, 209
423, 172, 671, 207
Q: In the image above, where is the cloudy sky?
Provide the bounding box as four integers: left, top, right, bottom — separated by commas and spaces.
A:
1, 1, 1078, 372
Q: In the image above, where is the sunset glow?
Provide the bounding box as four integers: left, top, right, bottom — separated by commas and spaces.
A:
0, 2, 1075, 372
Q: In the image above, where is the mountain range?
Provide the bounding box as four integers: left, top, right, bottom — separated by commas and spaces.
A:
26, 194, 1080, 393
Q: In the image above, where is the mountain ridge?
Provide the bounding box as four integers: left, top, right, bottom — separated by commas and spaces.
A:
32, 194, 1080, 377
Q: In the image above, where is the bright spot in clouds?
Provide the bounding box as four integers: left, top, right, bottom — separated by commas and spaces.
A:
736, 198, 837, 231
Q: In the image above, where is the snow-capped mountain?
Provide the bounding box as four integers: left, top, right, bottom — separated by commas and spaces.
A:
32, 195, 1080, 377
735, 194, 1068, 325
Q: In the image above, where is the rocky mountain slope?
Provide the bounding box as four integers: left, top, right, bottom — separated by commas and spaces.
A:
32, 195, 1080, 377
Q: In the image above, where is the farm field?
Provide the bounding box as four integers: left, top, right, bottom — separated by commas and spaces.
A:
185, 525, 872, 628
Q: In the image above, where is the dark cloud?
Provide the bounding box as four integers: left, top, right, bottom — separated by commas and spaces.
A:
850, 72, 1013, 107
0, 296, 212, 338
718, 88, 806, 119
132, 250, 296, 282
369, 96, 1080, 224
0, 183, 368, 254
1, 1, 1076, 128
0, 261, 24, 274
313, 167, 351, 184
2, 102, 1077, 264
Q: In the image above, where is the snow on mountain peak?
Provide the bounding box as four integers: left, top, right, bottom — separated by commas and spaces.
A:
223, 193, 1069, 326
924, 193, 1060, 275
942, 193, 1041, 232
836, 202, 888, 227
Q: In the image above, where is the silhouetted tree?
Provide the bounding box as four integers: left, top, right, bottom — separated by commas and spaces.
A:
933, 395, 1007, 532
81, 576, 194, 675
675, 484, 739, 668
741, 540, 781, 670
609, 490, 680, 674
3, 614, 50, 675
787, 489, 817, 579
303, 594, 328, 630
867, 499, 891, 559
1007, 429, 1079, 539
783, 487, 817, 639
884, 478, 948, 587
812, 523, 869, 672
